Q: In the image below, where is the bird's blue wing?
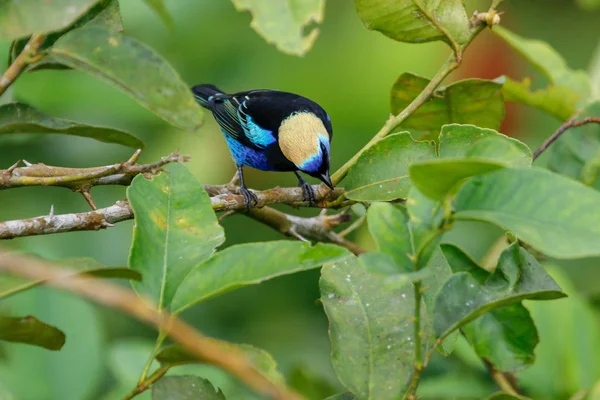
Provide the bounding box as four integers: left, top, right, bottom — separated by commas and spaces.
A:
212, 96, 276, 149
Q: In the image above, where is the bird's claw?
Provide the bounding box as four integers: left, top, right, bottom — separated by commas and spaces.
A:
240, 186, 258, 212
299, 182, 316, 206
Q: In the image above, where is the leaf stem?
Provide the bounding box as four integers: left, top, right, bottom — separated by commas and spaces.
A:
0, 34, 46, 97
138, 330, 168, 385
533, 116, 600, 160
124, 364, 170, 400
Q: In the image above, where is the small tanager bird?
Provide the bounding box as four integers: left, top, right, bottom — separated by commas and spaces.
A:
192, 84, 334, 209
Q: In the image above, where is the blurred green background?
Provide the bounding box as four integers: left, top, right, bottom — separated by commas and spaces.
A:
1, 1, 600, 399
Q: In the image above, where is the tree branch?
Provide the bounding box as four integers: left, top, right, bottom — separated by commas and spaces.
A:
0, 34, 46, 97
248, 207, 366, 255
0, 250, 304, 400
533, 116, 600, 160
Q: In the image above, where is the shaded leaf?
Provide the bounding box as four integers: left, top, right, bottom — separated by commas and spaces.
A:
440, 243, 488, 283
493, 26, 591, 99
547, 102, 600, 189
366, 203, 413, 271
128, 163, 225, 309
344, 132, 436, 201
231, 0, 324, 56
590, 41, 600, 101
320, 256, 428, 398
152, 376, 225, 400
0, 316, 65, 351
501, 76, 577, 121
434, 244, 564, 340
324, 394, 358, 400
156, 343, 284, 384
391, 75, 505, 131
453, 167, 600, 259
50, 27, 204, 131
517, 267, 600, 398
486, 393, 531, 400
8, 0, 123, 72
0, 256, 140, 301
0, 102, 143, 148
438, 124, 531, 163
288, 365, 338, 400
143, 0, 174, 28
462, 303, 538, 372
0, 0, 103, 40
354, 0, 469, 47
410, 158, 505, 200
172, 241, 349, 313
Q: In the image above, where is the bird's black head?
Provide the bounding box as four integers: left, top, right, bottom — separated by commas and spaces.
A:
305, 140, 333, 189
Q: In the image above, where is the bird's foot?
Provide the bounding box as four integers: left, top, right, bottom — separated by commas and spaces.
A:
240, 186, 258, 212
299, 181, 316, 206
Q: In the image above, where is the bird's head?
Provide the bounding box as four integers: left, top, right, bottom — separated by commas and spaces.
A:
277, 112, 333, 189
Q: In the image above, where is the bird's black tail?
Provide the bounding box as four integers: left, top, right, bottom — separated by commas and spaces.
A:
191, 84, 225, 110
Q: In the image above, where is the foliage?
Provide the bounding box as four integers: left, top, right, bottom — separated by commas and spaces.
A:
1, 1, 600, 400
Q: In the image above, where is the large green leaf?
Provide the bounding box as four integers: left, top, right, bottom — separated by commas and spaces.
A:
500, 76, 577, 121
320, 256, 428, 398
0, 0, 103, 40
438, 124, 531, 162
231, 0, 324, 56
152, 376, 225, 400
172, 241, 349, 313
453, 167, 600, 259
128, 163, 225, 309
0, 316, 65, 351
391, 75, 505, 131
50, 27, 204, 131
0, 103, 143, 148
366, 203, 413, 271
344, 132, 436, 201
547, 102, 600, 190
493, 26, 591, 100
8, 0, 123, 72
354, 0, 469, 47
0, 257, 140, 301
433, 244, 564, 340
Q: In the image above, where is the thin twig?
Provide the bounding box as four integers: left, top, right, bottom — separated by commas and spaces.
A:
248, 207, 365, 255
533, 116, 600, 160
0, 251, 304, 400
484, 360, 521, 396
0, 34, 46, 97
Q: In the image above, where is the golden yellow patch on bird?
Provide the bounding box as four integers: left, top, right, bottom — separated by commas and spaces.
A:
278, 112, 326, 166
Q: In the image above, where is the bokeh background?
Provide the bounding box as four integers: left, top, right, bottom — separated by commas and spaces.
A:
1, 1, 599, 399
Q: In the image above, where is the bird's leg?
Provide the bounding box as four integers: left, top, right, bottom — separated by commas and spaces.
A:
294, 171, 316, 205
237, 164, 258, 211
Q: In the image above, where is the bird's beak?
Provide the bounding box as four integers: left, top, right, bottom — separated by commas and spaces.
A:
320, 171, 334, 189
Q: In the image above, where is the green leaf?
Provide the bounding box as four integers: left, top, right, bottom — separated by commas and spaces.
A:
8, 0, 123, 72
143, 0, 174, 28
324, 394, 358, 400
354, 0, 469, 47
231, 0, 324, 56
50, 27, 204, 131
320, 256, 428, 398
486, 393, 531, 400
344, 132, 436, 201
367, 203, 413, 271
288, 365, 338, 400
156, 343, 284, 384
152, 376, 225, 400
547, 102, 600, 189
493, 26, 591, 100
440, 243, 488, 283
0, 257, 140, 301
438, 124, 531, 162
500, 76, 577, 121
453, 167, 600, 259
410, 158, 505, 201
0, 316, 65, 351
590, 41, 600, 101
0, 0, 103, 40
433, 243, 564, 340
171, 241, 349, 313
0, 102, 143, 148
391, 75, 505, 131
128, 163, 225, 309
462, 303, 538, 372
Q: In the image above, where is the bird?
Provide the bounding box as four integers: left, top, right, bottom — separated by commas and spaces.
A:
191, 84, 334, 210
